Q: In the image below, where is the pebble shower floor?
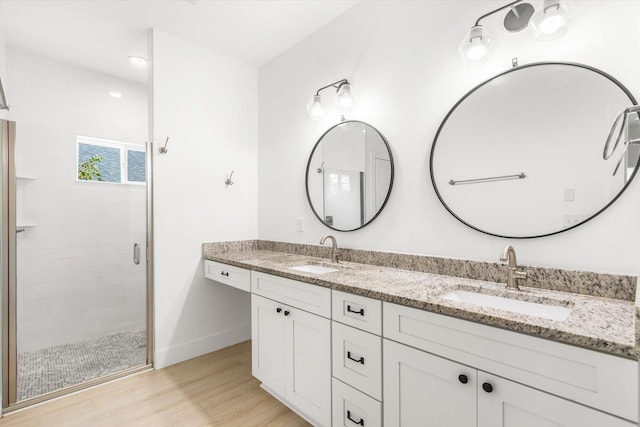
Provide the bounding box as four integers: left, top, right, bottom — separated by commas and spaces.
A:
17, 328, 146, 401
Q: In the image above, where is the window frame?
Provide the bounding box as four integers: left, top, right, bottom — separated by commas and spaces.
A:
76, 136, 146, 185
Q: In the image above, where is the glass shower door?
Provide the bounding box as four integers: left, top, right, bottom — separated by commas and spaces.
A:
8, 122, 149, 404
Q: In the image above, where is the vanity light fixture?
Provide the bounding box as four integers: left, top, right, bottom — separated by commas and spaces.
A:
529, 0, 572, 40
458, 25, 494, 64
460, 0, 572, 63
306, 79, 357, 120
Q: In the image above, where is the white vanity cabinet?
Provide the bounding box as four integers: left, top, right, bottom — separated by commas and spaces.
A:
205, 255, 638, 427
383, 339, 476, 426
251, 272, 331, 427
331, 291, 383, 427
383, 302, 638, 426
203, 259, 251, 291
385, 339, 635, 427
477, 371, 635, 427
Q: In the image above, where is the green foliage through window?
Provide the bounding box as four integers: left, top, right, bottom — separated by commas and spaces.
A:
78, 155, 104, 181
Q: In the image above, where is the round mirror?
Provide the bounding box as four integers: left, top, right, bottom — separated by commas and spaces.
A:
306, 120, 394, 231
431, 63, 638, 238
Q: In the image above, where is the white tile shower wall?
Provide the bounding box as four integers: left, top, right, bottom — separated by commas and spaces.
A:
151, 29, 258, 368
257, 0, 640, 276
6, 48, 147, 352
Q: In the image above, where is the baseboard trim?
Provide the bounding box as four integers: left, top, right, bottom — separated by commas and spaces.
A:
154, 323, 250, 369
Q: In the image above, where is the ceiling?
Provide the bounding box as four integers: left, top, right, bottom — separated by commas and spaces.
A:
0, 0, 359, 84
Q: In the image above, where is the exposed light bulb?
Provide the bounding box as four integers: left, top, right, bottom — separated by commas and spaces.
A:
459, 25, 493, 64
539, 14, 564, 34
335, 83, 357, 113
530, 0, 572, 41
466, 44, 488, 62
306, 95, 324, 120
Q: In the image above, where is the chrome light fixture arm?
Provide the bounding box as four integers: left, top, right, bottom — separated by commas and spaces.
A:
474, 0, 523, 27
306, 78, 357, 120
314, 79, 349, 96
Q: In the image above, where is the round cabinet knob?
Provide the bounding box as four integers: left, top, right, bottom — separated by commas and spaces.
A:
482, 382, 493, 393
458, 374, 468, 384
284, 310, 290, 316
276, 308, 282, 313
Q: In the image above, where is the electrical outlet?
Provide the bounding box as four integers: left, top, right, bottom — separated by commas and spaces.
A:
296, 217, 304, 232
563, 188, 575, 202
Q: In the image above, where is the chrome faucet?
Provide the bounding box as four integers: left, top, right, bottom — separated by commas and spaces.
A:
499, 245, 528, 290
320, 235, 340, 263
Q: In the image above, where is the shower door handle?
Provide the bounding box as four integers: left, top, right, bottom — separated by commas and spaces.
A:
133, 243, 141, 265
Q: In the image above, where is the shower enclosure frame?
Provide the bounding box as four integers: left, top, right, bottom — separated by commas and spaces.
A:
0, 120, 155, 411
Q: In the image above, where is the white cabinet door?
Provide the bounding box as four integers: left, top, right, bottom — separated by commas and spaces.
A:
478, 372, 636, 427
285, 305, 331, 427
384, 339, 476, 427
251, 294, 287, 397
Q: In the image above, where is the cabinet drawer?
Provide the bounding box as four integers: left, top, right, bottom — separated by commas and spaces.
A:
332, 378, 381, 427
383, 302, 638, 422
252, 272, 331, 318
332, 322, 382, 400
204, 260, 250, 292
332, 290, 382, 335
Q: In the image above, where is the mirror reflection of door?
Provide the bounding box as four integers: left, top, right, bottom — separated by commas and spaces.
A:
324, 168, 362, 230
366, 150, 391, 221
306, 120, 394, 232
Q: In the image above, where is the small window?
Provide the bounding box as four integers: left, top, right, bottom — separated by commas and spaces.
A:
77, 136, 145, 184
126, 149, 146, 183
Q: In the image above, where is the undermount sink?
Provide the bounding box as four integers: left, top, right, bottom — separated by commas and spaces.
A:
441, 290, 572, 321
289, 264, 340, 275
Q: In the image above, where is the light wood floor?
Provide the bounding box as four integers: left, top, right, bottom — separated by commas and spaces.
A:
0, 341, 310, 427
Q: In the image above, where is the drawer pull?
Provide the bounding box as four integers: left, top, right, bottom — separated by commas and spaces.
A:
347, 305, 365, 316
276, 308, 282, 313
220, 271, 229, 277
347, 410, 365, 426
347, 351, 365, 365
482, 382, 493, 393
284, 310, 290, 316
458, 374, 468, 384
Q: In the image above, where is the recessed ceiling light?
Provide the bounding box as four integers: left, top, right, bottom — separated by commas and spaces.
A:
109, 91, 123, 98
128, 56, 148, 67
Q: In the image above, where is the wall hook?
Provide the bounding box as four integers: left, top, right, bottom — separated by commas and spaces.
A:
159, 136, 170, 154
225, 171, 234, 186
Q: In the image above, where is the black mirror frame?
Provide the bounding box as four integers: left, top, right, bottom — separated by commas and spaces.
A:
430, 62, 638, 239
305, 120, 395, 232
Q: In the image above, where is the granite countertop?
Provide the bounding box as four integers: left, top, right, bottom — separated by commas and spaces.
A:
204, 247, 639, 360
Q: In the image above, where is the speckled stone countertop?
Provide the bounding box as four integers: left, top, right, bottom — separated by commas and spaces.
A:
203, 243, 638, 360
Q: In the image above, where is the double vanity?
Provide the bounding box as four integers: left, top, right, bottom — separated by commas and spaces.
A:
203, 240, 639, 427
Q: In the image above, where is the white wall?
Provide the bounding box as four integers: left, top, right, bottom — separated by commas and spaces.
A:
5, 48, 148, 352
258, 0, 640, 276
0, 0, 6, 120
151, 29, 258, 368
